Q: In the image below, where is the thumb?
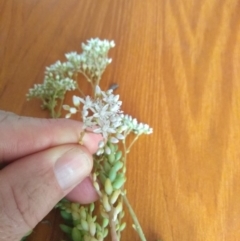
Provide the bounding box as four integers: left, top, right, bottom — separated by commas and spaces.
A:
0, 144, 92, 241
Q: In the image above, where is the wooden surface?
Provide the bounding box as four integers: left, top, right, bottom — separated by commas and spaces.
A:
1, 0, 240, 240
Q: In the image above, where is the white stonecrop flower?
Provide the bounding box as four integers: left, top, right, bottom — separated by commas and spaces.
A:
123, 114, 153, 135
81, 86, 124, 141
80, 38, 115, 81
27, 60, 77, 101
27, 38, 115, 104
27, 77, 76, 100
64, 86, 126, 155
63, 105, 78, 118
62, 39, 115, 83
63, 86, 153, 155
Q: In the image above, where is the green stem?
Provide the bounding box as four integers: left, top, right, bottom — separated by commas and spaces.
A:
48, 92, 58, 118
49, 100, 56, 118
122, 194, 147, 241
56, 96, 65, 118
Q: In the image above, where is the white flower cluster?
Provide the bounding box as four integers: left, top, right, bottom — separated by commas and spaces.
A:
27, 38, 114, 103
45, 60, 74, 78
64, 86, 127, 154
123, 114, 153, 135
65, 38, 115, 82
63, 86, 153, 155
27, 61, 76, 101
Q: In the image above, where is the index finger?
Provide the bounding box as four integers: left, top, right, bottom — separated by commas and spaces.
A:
0, 111, 102, 163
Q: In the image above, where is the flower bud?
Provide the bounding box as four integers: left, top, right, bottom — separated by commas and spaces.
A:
73, 95, 81, 107
105, 145, 111, 155
98, 140, 105, 148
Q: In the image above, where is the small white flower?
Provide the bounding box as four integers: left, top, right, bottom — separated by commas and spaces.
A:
69, 107, 77, 114
63, 105, 70, 111
98, 140, 105, 149
123, 114, 153, 135
116, 133, 124, 140
63, 105, 77, 118
65, 113, 72, 119
73, 96, 81, 107
66, 86, 126, 153
109, 137, 119, 143
104, 146, 111, 155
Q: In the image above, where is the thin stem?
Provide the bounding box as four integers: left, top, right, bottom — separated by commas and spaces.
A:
78, 70, 94, 86
56, 95, 65, 118
122, 129, 131, 166
122, 194, 147, 241
77, 85, 85, 98
122, 139, 128, 168
49, 106, 55, 118
126, 134, 140, 153
48, 91, 58, 118
74, 72, 86, 98
49, 99, 56, 118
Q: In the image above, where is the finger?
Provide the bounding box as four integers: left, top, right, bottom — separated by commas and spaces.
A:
0, 144, 93, 241
66, 177, 98, 204
0, 110, 102, 163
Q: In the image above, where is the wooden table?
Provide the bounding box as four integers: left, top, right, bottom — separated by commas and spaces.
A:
1, 0, 240, 240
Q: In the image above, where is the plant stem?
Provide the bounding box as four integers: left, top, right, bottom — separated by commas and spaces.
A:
122, 194, 147, 241
49, 101, 56, 118
49, 93, 58, 118
56, 96, 65, 118
126, 134, 140, 153
77, 85, 85, 97
109, 216, 119, 241
79, 70, 93, 86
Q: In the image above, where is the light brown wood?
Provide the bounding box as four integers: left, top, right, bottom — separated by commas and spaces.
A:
1, 0, 240, 240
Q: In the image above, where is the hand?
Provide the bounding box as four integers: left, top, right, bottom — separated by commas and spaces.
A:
0, 111, 101, 241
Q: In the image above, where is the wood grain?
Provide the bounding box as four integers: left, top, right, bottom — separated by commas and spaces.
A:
1, 0, 240, 240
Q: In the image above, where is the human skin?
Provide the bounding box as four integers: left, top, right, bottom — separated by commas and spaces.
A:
0, 111, 100, 241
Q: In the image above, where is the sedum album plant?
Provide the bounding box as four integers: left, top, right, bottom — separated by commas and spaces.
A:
27, 38, 153, 241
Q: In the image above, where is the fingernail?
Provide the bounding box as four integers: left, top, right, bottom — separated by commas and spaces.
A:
54, 148, 92, 190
